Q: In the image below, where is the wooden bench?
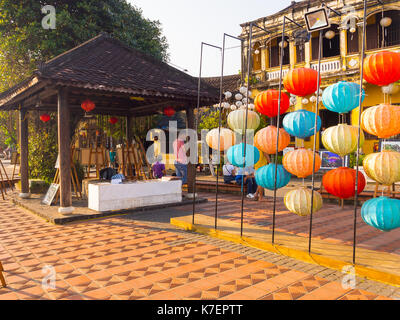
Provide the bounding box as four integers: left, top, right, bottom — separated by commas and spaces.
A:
0, 261, 6, 287
195, 180, 247, 195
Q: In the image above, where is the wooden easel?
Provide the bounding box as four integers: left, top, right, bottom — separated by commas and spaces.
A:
0, 159, 14, 200
135, 137, 152, 179
11, 152, 20, 181
0, 261, 6, 287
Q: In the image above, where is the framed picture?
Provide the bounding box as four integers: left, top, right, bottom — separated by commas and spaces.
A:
380, 140, 400, 152
41, 183, 60, 206
319, 150, 346, 169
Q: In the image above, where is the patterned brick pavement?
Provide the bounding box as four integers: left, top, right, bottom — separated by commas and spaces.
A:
0, 200, 398, 300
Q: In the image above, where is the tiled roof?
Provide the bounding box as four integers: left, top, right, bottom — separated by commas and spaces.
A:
202, 74, 241, 93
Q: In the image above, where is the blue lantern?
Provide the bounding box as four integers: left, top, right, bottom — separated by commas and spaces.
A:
255, 164, 291, 190
282, 110, 321, 139
361, 197, 400, 232
227, 143, 260, 168
322, 81, 365, 114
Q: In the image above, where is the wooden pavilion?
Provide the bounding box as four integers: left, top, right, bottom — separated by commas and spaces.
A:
0, 32, 218, 213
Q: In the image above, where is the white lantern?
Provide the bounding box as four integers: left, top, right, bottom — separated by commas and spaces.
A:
239, 86, 248, 95
224, 91, 232, 99
302, 98, 309, 105
236, 101, 243, 108
247, 91, 252, 98
230, 105, 237, 111
325, 30, 335, 39
242, 98, 249, 104
223, 102, 231, 109
249, 103, 255, 110
254, 49, 260, 55
235, 93, 243, 101
290, 97, 297, 105
310, 96, 317, 103
279, 40, 288, 48
380, 17, 392, 28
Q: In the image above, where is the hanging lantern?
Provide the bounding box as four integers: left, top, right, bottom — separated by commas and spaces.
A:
361, 197, 400, 232
325, 30, 335, 39
322, 81, 365, 114
254, 126, 290, 155
322, 167, 366, 199
255, 164, 291, 191
321, 124, 364, 157
205, 128, 236, 151
109, 117, 118, 125
254, 151, 268, 170
235, 93, 243, 101
163, 107, 176, 117
81, 99, 95, 112
279, 40, 288, 48
363, 51, 400, 86
283, 148, 321, 178
40, 113, 50, 123
363, 151, 400, 186
380, 17, 392, 28
282, 110, 321, 139
283, 68, 320, 97
301, 98, 309, 105
224, 91, 232, 99
227, 143, 260, 168
227, 109, 260, 134
254, 89, 290, 118
284, 187, 323, 217
361, 104, 400, 139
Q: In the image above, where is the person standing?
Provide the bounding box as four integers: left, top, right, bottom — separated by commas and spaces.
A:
173, 137, 188, 184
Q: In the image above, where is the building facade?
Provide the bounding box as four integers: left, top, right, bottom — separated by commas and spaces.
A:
240, 0, 400, 154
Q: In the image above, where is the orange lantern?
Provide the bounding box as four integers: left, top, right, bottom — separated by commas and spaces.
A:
361, 104, 400, 139
40, 114, 50, 123
81, 99, 95, 112
109, 117, 118, 124
363, 51, 400, 86
322, 167, 366, 199
254, 89, 290, 118
283, 68, 320, 97
254, 126, 290, 155
283, 148, 321, 178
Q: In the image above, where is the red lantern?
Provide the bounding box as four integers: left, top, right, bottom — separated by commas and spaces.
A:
283, 68, 320, 97
39, 114, 50, 123
363, 51, 400, 86
254, 89, 290, 118
81, 99, 95, 112
322, 167, 366, 199
109, 117, 118, 125
163, 107, 176, 117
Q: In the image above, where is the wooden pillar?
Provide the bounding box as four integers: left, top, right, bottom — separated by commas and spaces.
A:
19, 108, 30, 198
57, 88, 73, 213
186, 107, 195, 194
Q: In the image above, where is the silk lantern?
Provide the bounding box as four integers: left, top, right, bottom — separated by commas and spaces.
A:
255, 164, 291, 191
361, 197, 400, 232
81, 99, 95, 112
206, 128, 235, 151
109, 117, 118, 124
40, 114, 50, 123
321, 124, 364, 157
361, 104, 400, 139
283, 148, 321, 178
227, 143, 260, 168
283, 68, 320, 97
322, 81, 365, 113
322, 167, 366, 199
254, 89, 290, 118
163, 107, 176, 117
363, 151, 400, 186
254, 126, 290, 155
284, 187, 323, 217
282, 110, 321, 139
254, 151, 268, 170
363, 51, 400, 86
227, 109, 260, 134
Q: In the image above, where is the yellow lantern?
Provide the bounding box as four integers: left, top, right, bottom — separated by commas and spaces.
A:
205, 128, 235, 151
284, 187, 323, 217
363, 151, 400, 186
361, 104, 400, 139
254, 151, 269, 170
254, 125, 290, 155
321, 124, 364, 157
227, 109, 260, 134
283, 148, 321, 178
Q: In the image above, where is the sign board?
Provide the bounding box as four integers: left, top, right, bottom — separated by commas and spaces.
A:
320, 151, 346, 169
41, 183, 60, 206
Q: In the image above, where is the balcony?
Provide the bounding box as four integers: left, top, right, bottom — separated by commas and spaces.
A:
311, 57, 341, 74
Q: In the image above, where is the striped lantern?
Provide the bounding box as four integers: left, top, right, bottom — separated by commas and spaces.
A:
361, 197, 400, 232
283, 67, 320, 97
322, 81, 365, 114
321, 124, 365, 157
284, 187, 323, 217
282, 110, 321, 139
227, 109, 260, 134
227, 143, 260, 168
283, 148, 321, 178
254, 126, 290, 155
322, 167, 366, 199
363, 151, 400, 186
255, 164, 291, 191
205, 128, 235, 151
363, 51, 400, 86
254, 89, 290, 118
361, 104, 400, 139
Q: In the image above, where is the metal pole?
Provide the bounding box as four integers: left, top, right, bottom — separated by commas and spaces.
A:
271, 17, 286, 244
308, 30, 323, 254
353, 0, 368, 265
240, 23, 253, 237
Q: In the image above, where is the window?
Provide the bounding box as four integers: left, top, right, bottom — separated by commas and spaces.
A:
252, 42, 262, 71
311, 25, 340, 60
367, 10, 400, 50
268, 37, 289, 68
347, 28, 359, 54
296, 43, 305, 63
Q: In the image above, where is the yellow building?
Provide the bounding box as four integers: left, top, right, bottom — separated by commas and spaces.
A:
240, 0, 400, 154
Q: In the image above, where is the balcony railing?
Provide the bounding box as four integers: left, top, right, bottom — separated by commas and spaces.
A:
266, 68, 289, 81
311, 59, 341, 73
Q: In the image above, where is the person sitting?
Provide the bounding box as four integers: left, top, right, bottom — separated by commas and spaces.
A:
152, 155, 166, 179
235, 166, 258, 199
223, 161, 236, 184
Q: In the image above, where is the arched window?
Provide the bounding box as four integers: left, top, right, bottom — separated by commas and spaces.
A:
347, 28, 359, 54
311, 24, 340, 60
252, 42, 262, 71
267, 36, 289, 68
366, 10, 400, 50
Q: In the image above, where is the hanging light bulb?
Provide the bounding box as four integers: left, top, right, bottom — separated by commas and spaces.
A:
380, 17, 392, 28
325, 30, 335, 39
